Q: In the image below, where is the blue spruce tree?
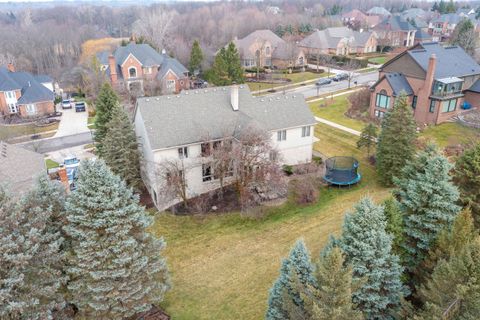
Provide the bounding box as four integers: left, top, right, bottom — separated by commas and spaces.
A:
266, 239, 316, 320
340, 197, 405, 319
394, 145, 460, 272
64, 160, 170, 319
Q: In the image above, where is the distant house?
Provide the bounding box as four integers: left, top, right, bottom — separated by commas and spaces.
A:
299, 27, 377, 56
134, 85, 315, 210
0, 141, 46, 194
369, 42, 480, 125
374, 16, 417, 48
428, 14, 478, 42
98, 43, 189, 94
0, 65, 55, 118
342, 9, 381, 28
367, 7, 391, 17
231, 30, 306, 69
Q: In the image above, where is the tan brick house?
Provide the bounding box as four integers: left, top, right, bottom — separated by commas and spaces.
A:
370, 42, 480, 125
374, 15, 417, 48
0, 64, 55, 119
98, 43, 189, 94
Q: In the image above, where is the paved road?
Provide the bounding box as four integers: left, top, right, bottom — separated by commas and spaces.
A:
278, 71, 378, 99
20, 132, 93, 154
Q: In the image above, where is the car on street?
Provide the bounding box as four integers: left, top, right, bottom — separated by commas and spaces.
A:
332, 73, 349, 81
75, 101, 86, 112
62, 99, 72, 109
315, 78, 332, 86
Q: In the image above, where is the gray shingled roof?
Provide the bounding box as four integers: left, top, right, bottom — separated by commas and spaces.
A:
157, 54, 188, 80
233, 29, 285, 60
384, 73, 414, 96
0, 67, 54, 104
465, 78, 480, 93
378, 15, 416, 31
367, 7, 391, 16
299, 27, 375, 50
0, 141, 46, 194
408, 43, 480, 78
33, 74, 53, 84
136, 86, 316, 150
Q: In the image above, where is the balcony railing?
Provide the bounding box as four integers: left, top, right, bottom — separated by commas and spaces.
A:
430, 91, 464, 100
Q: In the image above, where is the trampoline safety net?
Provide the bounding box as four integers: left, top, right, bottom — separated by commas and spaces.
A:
324, 156, 361, 186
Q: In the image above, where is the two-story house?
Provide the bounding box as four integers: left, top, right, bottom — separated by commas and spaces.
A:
299, 27, 378, 56
231, 30, 306, 69
369, 42, 480, 125
98, 43, 189, 94
374, 15, 417, 48
0, 64, 55, 119
134, 85, 316, 210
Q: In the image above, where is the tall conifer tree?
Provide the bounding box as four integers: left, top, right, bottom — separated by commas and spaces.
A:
64, 160, 169, 319
94, 82, 120, 155
188, 39, 204, 74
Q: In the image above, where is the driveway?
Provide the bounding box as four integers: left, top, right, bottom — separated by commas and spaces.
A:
54, 105, 90, 137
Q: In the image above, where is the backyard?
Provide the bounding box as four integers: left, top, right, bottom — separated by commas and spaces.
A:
151, 123, 390, 320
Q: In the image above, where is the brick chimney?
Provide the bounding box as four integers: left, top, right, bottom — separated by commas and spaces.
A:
231, 83, 239, 111
7, 63, 14, 72
425, 54, 437, 92
57, 166, 70, 193
108, 54, 117, 85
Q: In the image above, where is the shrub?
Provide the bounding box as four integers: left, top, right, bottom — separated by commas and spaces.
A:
289, 177, 320, 205
347, 88, 370, 118
283, 165, 294, 176
312, 156, 323, 165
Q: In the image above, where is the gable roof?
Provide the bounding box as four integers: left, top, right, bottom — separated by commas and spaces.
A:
0, 67, 54, 103
367, 7, 391, 16
465, 78, 480, 93
299, 27, 375, 49
384, 73, 414, 96
377, 15, 417, 31
157, 54, 188, 80
136, 86, 316, 150
408, 42, 480, 78
0, 141, 46, 194
342, 9, 367, 20
232, 29, 285, 59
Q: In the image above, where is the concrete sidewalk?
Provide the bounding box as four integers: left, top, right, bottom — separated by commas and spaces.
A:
315, 116, 361, 136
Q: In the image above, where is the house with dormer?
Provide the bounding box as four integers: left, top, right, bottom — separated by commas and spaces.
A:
134, 85, 316, 210
369, 42, 480, 125
0, 64, 55, 119
98, 43, 189, 94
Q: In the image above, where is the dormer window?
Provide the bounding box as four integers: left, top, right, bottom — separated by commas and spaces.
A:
128, 67, 137, 78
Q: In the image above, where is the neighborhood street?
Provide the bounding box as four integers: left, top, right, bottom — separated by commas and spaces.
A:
20, 131, 93, 153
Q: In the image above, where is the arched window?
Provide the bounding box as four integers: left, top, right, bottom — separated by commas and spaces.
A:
375, 89, 390, 109
129, 67, 137, 78
266, 46, 271, 55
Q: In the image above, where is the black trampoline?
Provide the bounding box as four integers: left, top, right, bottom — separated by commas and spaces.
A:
323, 156, 361, 186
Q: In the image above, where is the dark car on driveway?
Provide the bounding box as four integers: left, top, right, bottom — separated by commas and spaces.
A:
332, 73, 349, 81
315, 78, 332, 86
75, 102, 86, 112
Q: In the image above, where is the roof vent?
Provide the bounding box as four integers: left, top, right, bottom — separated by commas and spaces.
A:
167, 96, 171, 99
204, 89, 208, 93
176, 95, 180, 98
293, 95, 296, 98
222, 87, 226, 91
260, 99, 264, 102
195, 90, 199, 94
155, 97, 160, 101
146, 98, 150, 102
185, 91, 189, 95
213, 88, 217, 92
276, 97, 280, 100
269, 98, 273, 101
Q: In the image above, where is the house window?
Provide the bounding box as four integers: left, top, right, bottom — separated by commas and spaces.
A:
8, 103, 17, 113
277, 130, 287, 141
5, 91, 16, 99
429, 99, 436, 113
153, 189, 158, 205
128, 67, 137, 78
412, 95, 417, 109
201, 142, 211, 157
374, 109, 385, 118
266, 46, 271, 55
166, 79, 176, 92
301, 126, 311, 137
298, 56, 304, 65
269, 150, 278, 161
441, 99, 457, 113
202, 164, 212, 182
178, 147, 188, 159
25, 104, 36, 114
375, 90, 390, 109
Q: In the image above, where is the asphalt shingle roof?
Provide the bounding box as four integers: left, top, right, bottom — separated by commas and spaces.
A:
385, 73, 414, 96
232, 29, 285, 60
0, 141, 46, 194
408, 42, 480, 78
378, 15, 417, 31
0, 67, 54, 104
136, 86, 316, 150
157, 54, 188, 80
466, 78, 480, 93
367, 7, 391, 16
299, 27, 375, 50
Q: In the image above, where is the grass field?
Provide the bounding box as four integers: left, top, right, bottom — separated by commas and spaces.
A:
368, 56, 388, 65
420, 122, 480, 148
0, 122, 59, 141
45, 159, 60, 169
309, 94, 370, 131
151, 123, 390, 320
247, 72, 330, 92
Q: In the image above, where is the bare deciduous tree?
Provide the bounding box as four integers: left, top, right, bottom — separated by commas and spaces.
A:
132, 7, 176, 51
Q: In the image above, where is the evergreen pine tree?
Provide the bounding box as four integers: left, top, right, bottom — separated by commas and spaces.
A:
383, 198, 405, 257
357, 123, 377, 157
64, 160, 170, 319
450, 19, 476, 55
453, 142, 480, 228
394, 145, 460, 272
416, 237, 480, 319
340, 197, 405, 319
266, 239, 316, 320
94, 82, 120, 155
376, 92, 417, 186
438, 0, 447, 13
0, 178, 66, 319
224, 42, 244, 84
188, 40, 204, 75
212, 48, 229, 85
289, 247, 363, 320
432, 1, 439, 12
102, 105, 143, 191
446, 0, 456, 13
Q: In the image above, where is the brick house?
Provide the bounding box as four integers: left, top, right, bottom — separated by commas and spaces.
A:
369, 42, 480, 125
374, 15, 417, 48
98, 43, 189, 94
231, 30, 306, 69
299, 27, 377, 56
0, 64, 55, 118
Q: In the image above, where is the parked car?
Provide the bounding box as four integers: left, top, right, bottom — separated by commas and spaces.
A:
315, 78, 332, 86
332, 73, 349, 81
75, 101, 86, 112
62, 99, 72, 109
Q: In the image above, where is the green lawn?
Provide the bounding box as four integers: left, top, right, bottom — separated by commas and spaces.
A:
247, 72, 330, 92
45, 159, 60, 169
151, 123, 390, 320
0, 122, 59, 141
357, 67, 378, 73
420, 123, 480, 148
368, 56, 388, 65
309, 95, 371, 131
87, 117, 96, 129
